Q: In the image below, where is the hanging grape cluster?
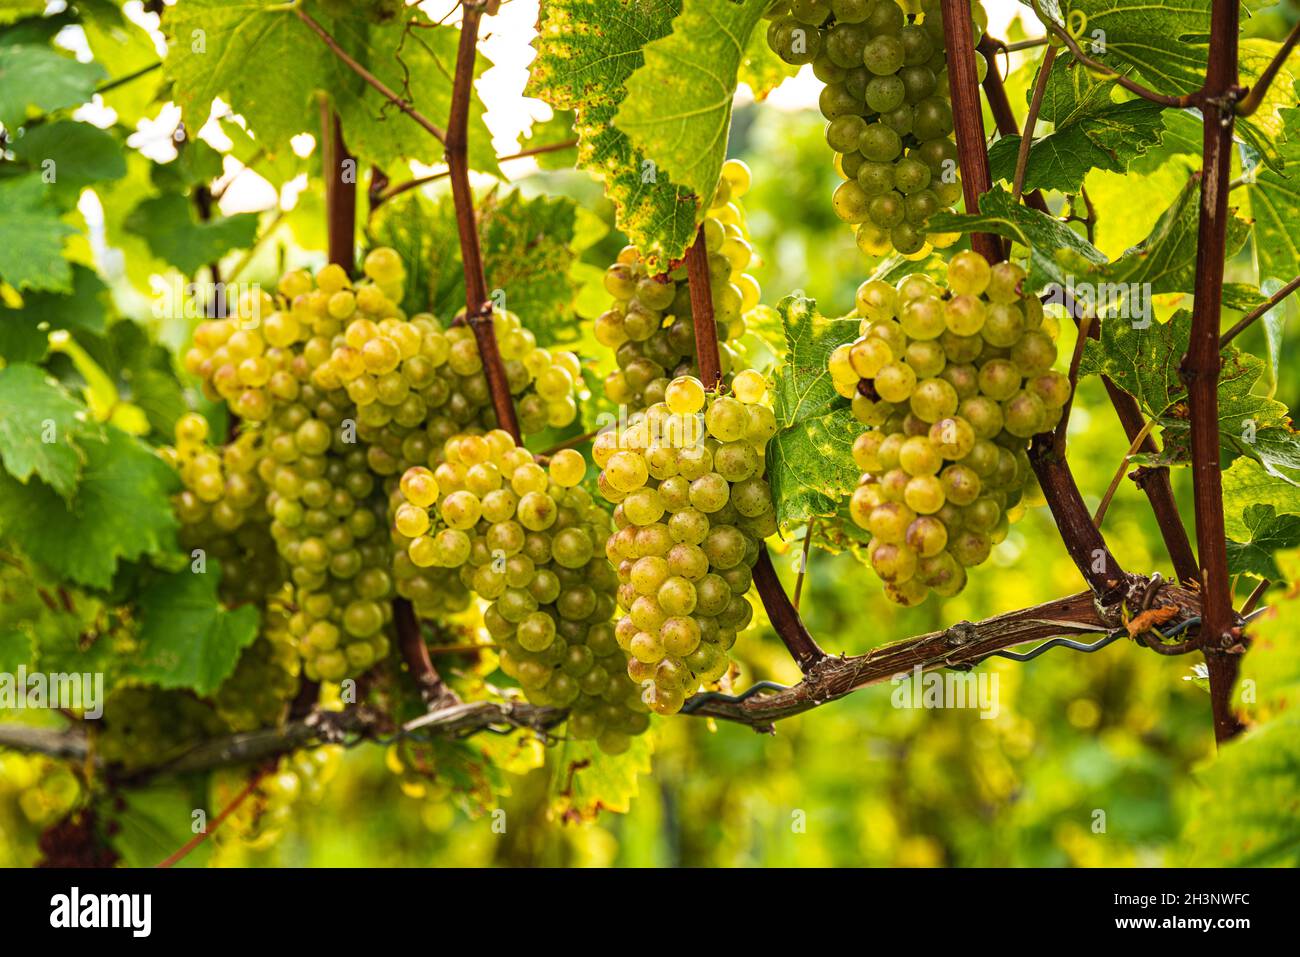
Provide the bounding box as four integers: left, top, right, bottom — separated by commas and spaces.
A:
180, 248, 586, 684
829, 252, 1063, 604
599, 159, 762, 411
393, 432, 648, 754
596, 372, 778, 715
765, 0, 988, 257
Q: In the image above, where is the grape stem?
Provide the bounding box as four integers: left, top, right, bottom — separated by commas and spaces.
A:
396, 598, 461, 709
447, 1, 521, 442
1181, 0, 1248, 745
0, 576, 1215, 763
939, 0, 1000, 263
320, 103, 356, 276
1011, 45, 1055, 203
753, 549, 826, 672
155, 764, 272, 868
685, 225, 723, 390
1235, 18, 1300, 117
976, 35, 1048, 214
1219, 272, 1300, 348
1026, 0, 1197, 108
374, 139, 580, 205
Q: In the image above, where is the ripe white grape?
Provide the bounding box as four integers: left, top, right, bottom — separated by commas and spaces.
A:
836, 257, 1066, 604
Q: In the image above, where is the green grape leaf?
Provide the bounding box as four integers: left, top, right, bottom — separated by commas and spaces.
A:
738, 12, 799, 99
1237, 39, 1300, 172
370, 189, 582, 345
768, 295, 862, 530
987, 100, 1165, 194
1225, 505, 1300, 580
615, 0, 768, 213
927, 184, 1106, 291
72, 320, 189, 440
550, 731, 654, 822
0, 629, 33, 673
126, 563, 260, 696
331, 14, 498, 176
0, 175, 77, 293
124, 192, 259, 276
8, 120, 128, 198
3, 264, 110, 336
1238, 551, 1300, 719
0, 43, 105, 129
1181, 713, 1300, 866
0, 363, 97, 499
528, 0, 697, 269
81, 2, 165, 129
479, 191, 580, 346
1031, 2, 1289, 170
163, 0, 329, 158
1062, 175, 1251, 294
1079, 309, 1300, 476
1222, 456, 1300, 539
931, 179, 1248, 299
1250, 98, 1300, 285
110, 787, 214, 869
0, 426, 179, 589
523, 109, 580, 171
367, 190, 460, 318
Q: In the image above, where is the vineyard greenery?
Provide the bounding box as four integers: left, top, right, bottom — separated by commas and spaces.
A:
0, 0, 1299, 867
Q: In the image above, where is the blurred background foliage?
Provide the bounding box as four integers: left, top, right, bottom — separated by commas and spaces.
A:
2, 0, 1297, 867
179, 101, 1264, 869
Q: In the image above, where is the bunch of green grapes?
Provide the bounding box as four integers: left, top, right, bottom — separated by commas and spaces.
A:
595, 371, 778, 716
828, 252, 1064, 605
259, 398, 395, 683
765, 0, 988, 257
95, 687, 231, 770
315, 307, 583, 472
598, 159, 761, 411
210, 747, 341, 850
213, 588, 301, 732
163, 413, 283, 606
392, 432, 648, 754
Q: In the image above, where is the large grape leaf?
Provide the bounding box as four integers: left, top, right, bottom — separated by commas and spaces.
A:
0, 175, 77, 293
1250, 97, 1300, 285
369, 189, 582, 346
163, 0, 330, 156
164, 1, 495, 174
329, 14, 498, 176
987, 55, 1165, 194
1225, 505, 1300, 580
550, 731, 654, 822
0, 426, 179, 590
127, 563, 260, 696
1222, 457, 1300, 539
614, 0, 768, 214
927, 185, 1107, 291
1029, 1, 1292, 169
8, 120, 127, 199
767, 296, 862, 530
1079, 309, 1300, 477
1181, 713, 1300, 866
0, 43, 105, 129
80, 0, 166, 129
0, 363, 98, 500
528, 0, 697, 269
124, 192, 259, 276
930, 180, 1248, 298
